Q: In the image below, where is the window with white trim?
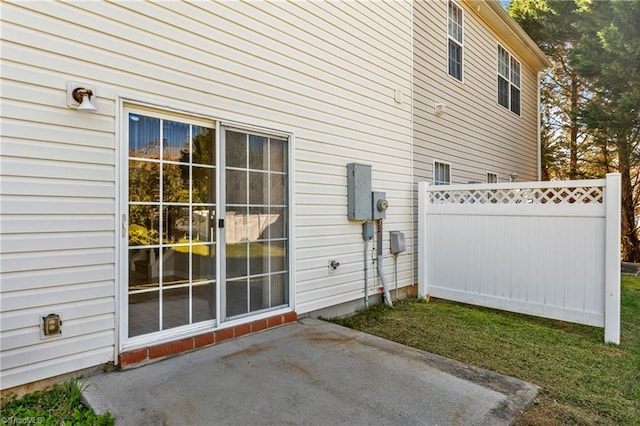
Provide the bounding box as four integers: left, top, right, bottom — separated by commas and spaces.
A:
498, 46, 521, 115
448, 1, 463, 81
434, 161, 451, 185
487, 172, 498, 183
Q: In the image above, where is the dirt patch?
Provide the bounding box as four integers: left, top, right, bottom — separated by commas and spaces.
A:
218, 342, 273, 361
280, 360, 320, 384
594, 345, 625, 357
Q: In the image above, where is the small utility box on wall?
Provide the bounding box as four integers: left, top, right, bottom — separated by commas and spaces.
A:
41, 313, 62, 338
347, 163, 372, 220
390, 231, 406, 254
362, 222, 374, 240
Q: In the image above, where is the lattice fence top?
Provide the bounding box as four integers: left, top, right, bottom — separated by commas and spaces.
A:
427, 185, 605, 205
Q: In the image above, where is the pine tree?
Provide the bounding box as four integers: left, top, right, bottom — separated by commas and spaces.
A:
571, 0, 640, 261
510, 0, 640, 261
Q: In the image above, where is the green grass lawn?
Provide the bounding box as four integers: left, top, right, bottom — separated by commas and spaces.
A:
332, 275, 640, 425
0, 379, 113, 425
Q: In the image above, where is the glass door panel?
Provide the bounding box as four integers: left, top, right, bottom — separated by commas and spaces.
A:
162, 287, 190, 329
270, 273, 289, 307
128, 247, 160, 290
224, 128, 289, 320
193, 283, 217, 322
129, 292, 159, 337
226, 278, 249, 317
127, 110, 216, 338
192, 243, 216, 281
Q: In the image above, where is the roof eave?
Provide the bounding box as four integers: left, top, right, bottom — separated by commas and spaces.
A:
464, 0, 552, 71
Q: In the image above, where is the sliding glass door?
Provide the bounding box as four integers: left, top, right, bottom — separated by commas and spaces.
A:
124, 107, 289, 341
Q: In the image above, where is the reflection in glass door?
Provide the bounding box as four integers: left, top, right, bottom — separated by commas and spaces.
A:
127, 111, 216, 337
223, 129, 289, 320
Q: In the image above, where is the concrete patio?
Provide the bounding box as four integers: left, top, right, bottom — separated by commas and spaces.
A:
82, 318, 537, 425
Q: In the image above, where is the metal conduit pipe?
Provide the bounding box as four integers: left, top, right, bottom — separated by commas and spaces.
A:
376, 219, 393, 307
364, 238, 369, 308
394, 254, 399, 300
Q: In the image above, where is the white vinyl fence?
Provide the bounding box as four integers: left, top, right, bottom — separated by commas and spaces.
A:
418, 174, 621, 344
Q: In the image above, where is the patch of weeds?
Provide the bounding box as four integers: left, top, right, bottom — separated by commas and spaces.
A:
1, 378, 114, 425
329, 303, 393, 329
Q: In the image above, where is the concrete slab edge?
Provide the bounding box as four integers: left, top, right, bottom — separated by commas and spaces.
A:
302, 318, 539, 424
80, 379, 115, 417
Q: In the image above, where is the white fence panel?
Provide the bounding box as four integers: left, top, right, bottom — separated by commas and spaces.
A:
418, 174, 621, 343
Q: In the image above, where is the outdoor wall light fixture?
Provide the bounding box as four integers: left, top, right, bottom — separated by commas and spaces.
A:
67, 82, 97, 112
74, 88, 96, 111
434, 102, 446, 116
510, 171, 518, 182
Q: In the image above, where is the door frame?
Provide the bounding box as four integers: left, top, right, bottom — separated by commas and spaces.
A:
116, 97, 295, 354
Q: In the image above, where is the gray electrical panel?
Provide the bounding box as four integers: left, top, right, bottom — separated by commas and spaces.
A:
389, 231, 406, 254
347, 163, 372, 220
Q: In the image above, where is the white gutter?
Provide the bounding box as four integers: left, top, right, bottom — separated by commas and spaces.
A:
537, 71, 542, 181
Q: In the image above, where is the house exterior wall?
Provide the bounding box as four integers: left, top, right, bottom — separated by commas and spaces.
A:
413, 0, 541, 184
1, 0, 548, 391
0, 1, 414, 389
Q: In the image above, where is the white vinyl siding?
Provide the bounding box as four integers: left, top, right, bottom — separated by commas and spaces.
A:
1, 0, 413, 389
412, 0, 543, 284
414, 0, 540, 185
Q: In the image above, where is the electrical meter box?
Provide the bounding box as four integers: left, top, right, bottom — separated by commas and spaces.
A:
372, 191, 388, 220
347, 163, 372, 220
389, 231, 406, 254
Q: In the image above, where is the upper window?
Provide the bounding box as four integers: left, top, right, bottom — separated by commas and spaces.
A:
448, 1, 463, 81
498, 46, 521, 115
434, 161, 451, 185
